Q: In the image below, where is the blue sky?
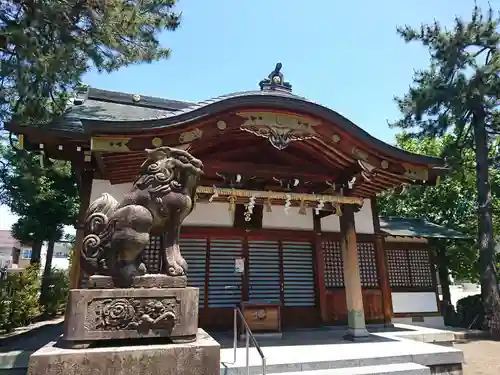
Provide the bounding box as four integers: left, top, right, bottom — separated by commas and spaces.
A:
0, 0, 495, 231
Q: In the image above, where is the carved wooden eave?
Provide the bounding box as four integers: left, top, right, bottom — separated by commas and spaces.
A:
237, 111, 320, 150
5, 86, 448, 196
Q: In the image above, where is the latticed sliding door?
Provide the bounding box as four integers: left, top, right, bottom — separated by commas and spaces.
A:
386, 248, 434, 290
247, 240, 281, 303
142, 235, 163, 274
322, 240, 380, 289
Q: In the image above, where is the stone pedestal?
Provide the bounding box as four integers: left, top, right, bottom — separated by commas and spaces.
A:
27, 329, 220, 375
61, 274, 198, 348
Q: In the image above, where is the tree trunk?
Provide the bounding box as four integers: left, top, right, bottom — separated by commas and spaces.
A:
472, 109, 500, 330
30, 239, 43, 265
436, 245, 452, 304
39, 236, 56, 311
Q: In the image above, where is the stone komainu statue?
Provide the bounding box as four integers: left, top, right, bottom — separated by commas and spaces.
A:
81, 147, 204, 287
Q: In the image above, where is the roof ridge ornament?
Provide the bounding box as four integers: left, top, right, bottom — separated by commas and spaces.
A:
259, 62, 292, 92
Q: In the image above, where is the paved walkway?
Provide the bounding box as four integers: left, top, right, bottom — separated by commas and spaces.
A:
455, 339, 500, 375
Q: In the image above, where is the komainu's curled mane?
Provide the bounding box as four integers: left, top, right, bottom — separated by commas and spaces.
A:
81, 146, 203, 287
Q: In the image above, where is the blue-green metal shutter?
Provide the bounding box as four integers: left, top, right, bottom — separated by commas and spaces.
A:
207, 238, 243, 308
180, 237, 207, 309
248, 240, 281, 303
282, 240, 315, 307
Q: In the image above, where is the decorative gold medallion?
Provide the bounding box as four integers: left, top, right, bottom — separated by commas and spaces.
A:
151, 137, 163, 147
237, 111, 319, 150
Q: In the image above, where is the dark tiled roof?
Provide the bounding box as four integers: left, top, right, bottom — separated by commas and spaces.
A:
49, 88, 194, 134
23, 87, 307, 135
379, 217, 471, 240
6, 86, 445, 166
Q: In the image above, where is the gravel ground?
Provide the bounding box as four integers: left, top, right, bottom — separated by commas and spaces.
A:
455, 339, 500, 375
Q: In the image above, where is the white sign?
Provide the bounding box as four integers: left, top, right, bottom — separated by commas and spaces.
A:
235, 258, 245, 273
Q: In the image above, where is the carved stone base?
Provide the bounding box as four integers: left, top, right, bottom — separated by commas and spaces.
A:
133, 274, 187, 288
87, 275, 114, 289
61, 286, 198, 347
87, 274, 188, 289
28, 329, 220, 375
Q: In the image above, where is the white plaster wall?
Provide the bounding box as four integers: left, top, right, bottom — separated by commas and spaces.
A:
90, 180, 233, 227
320, 199, 374, 234
262, 206, 314, 230
90, 180, 131, 203
183, 202, 234, 227
392, 292, 438, 313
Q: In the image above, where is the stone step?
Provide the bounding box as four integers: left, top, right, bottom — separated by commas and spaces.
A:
252, 363, 431, 375
219, 339, 463, 375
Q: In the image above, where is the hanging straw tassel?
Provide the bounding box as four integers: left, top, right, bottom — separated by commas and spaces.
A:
298, 197, 307, 215
334, 204, 343, 216
265, 198, 273, 212
228, 196, 236, 213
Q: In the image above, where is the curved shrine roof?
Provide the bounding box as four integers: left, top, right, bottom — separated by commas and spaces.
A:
6, 63, 447, 197
20, 85, 443, 167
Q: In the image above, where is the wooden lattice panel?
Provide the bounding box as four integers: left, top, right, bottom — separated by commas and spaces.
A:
142, 235, 162, 273
357, 243, 379, 288
322, 240, 344, 288
322, 240, 379, 289
386, 248, 411, 288
408, 249, 433, 288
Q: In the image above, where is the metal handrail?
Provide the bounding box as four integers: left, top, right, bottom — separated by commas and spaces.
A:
233, 307, 267, 375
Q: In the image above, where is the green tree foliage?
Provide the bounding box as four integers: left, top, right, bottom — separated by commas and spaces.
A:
0, 0, 181, 127
392, 4, 500, 328
40, 268, 69, 316
0, 0, 182, 305
0, 140, 78, 263
378, 133, 500, 282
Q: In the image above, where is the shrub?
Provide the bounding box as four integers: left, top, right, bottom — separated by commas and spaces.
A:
456, 294, 483, 329
5, 266, 41, 331
0, 276, 12, 329
41, 268, 69, 316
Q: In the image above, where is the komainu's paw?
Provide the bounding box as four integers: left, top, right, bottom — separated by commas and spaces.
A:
165, 246, 186, 276
137, 262, 147, 275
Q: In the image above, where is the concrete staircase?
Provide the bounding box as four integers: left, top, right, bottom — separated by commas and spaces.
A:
219, 334, 463, 375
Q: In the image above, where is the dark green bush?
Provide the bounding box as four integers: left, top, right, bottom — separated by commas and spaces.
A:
41, 268, 69, 316
456, 294, 483, 329
0, 266, 70, 332
4, 266, 41, 331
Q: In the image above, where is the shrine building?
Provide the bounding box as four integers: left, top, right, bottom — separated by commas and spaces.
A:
5, 64, 467, 339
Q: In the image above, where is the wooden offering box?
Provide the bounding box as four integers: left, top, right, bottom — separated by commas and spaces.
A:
240, 301, 281, 333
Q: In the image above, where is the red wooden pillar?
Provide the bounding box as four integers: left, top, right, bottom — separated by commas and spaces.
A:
313, 213, 328, 323
340, 204, 369, 340
69, 165, 94, 290
370, 197, 393, 324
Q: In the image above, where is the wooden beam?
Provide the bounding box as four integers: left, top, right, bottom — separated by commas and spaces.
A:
203, 161, 336, 181
93, 152, 109, 179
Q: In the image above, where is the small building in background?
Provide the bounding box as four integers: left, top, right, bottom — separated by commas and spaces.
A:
0, 229, 21, 268
17, 242, 71, 271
